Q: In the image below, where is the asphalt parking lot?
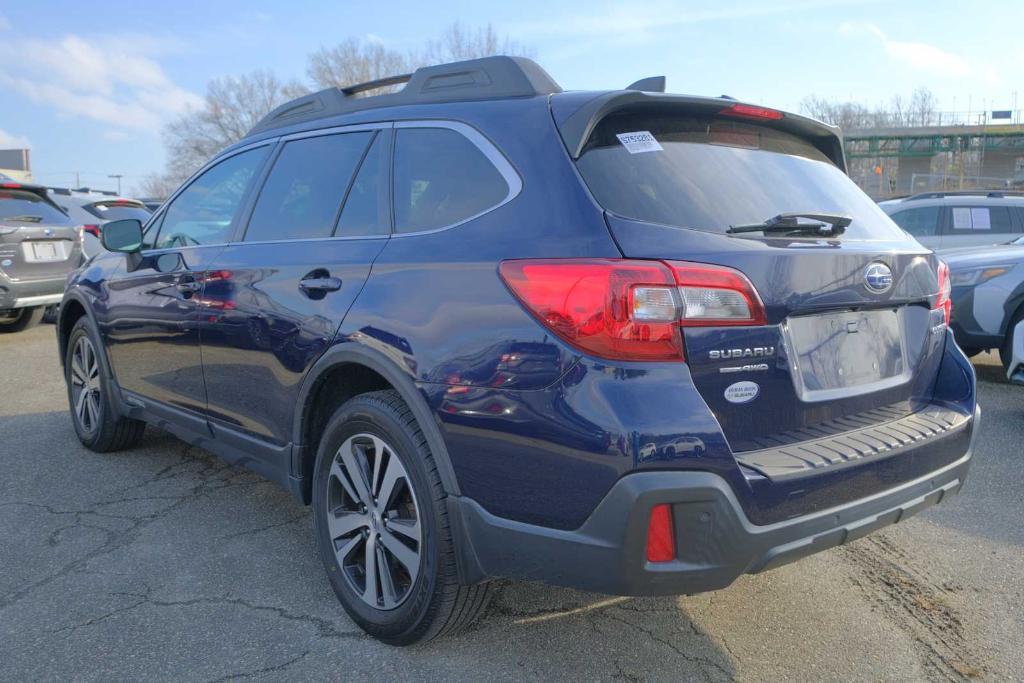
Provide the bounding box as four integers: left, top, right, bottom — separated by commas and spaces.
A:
1, 324, 1021, 682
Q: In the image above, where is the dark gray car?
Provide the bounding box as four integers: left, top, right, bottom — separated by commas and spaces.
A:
0, 183, 82, 332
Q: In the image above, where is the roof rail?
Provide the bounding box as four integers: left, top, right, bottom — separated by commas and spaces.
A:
248, 55, 562, 136
905, 190, 1024, 201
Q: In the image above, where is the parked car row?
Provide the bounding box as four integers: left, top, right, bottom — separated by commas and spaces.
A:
0, 181, 156, 333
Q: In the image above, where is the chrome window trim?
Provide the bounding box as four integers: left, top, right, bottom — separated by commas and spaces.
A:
390, 119, 522, 238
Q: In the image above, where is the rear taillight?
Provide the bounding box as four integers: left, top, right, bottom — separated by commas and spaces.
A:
934, 260, 951, 326
646, 504, 676, 563
498, 259, 766, 362
719, 103, 784, 120
80, 224, 101, 238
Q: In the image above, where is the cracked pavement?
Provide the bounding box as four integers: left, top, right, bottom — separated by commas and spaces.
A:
2, 325, 1022, 681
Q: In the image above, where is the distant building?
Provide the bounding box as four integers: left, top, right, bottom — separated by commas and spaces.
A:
0, 148, 32, 183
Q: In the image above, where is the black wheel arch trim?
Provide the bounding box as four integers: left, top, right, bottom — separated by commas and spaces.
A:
289, 342, 461, 503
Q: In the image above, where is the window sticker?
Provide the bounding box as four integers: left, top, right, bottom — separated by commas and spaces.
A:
970, 207, 991, 230
616, 131, 663, 154
952, 207, 972, 229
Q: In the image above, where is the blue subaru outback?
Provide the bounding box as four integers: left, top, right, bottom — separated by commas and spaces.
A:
58, 57, 979, 645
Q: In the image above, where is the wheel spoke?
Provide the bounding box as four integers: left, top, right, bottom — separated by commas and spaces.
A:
86, 392, 100, 427
74, 387, 88, 422
386, 517, 420, 543
333, 534, 362, 563
329, 459, 362, 508
363, 534, 379, 606
376, 453, 403, 510
339, 439, 372, 505
379, 528, 419, 576
327, 510, 368, 540
376, 543, 398, 609
370, 435, 386, 498
71, 354, 87, 385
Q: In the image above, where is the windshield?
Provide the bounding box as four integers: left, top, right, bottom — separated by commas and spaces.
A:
85, 201, 152, 223
0, 190, 71, 224
576, 112, 907, 240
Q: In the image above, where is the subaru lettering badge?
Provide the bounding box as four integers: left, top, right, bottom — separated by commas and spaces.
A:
864, 262, 893, 294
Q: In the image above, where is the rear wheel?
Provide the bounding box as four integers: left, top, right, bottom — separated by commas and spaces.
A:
65, 318, 146, 452
0, 306, 44, 333
312, 390, 493, 645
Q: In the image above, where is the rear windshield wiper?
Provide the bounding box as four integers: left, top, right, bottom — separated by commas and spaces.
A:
1, 215, 44, 223
727, 212, 852, 236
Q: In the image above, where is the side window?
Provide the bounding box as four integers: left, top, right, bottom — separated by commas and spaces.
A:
336, 131, 389, 237
155, 147, 268, 249
245, 131, 373, 242
393, 127, 509, 234
949, 206, 1012, 232
889, 206, 940, 237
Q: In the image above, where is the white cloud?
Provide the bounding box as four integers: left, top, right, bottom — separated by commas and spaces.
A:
0, 28, 201, 134
0, 129, 31, 149
839, 21, 989, 82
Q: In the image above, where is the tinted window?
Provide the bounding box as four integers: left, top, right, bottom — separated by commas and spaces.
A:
393, 128, 508, 233
246, 132, 372, 242
576, 112, 908, 240
889, 206, 941, 236
85, 201, 152, 223
0, 190, 71, 224
156, 147, 268, 249
949, 206, 1012, 232
336, 132, 388, 237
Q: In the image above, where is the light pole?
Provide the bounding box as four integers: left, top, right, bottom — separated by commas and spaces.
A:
108, 174, 123, 195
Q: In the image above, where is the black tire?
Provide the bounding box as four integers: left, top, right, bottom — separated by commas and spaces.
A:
65, 317, 146, 452
312, 390, 493, 645
42, 304, 59, 325
0, 306, 44, 333
999, 307, 1024, 373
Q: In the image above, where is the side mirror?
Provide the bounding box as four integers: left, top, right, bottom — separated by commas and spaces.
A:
101, 219, 144, 253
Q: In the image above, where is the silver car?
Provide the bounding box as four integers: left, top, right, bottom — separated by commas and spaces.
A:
48, 189, 151, 258
943, 236, 1024, 376
879, 191, 1024, 251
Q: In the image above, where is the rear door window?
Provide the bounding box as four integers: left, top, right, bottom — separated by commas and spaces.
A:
393, 127, 509, 234
335, 131, 389, 237
576, 112, 908, 241
888, 206, 941, 237
245, 131, 373, 242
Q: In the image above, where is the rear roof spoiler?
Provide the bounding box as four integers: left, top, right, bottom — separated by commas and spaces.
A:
554, 91, 846, 171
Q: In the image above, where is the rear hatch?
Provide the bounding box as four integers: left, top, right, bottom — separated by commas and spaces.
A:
0, 186, 81, 283
561, 99, 948, 458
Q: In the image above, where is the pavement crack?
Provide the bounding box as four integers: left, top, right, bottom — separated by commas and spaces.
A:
205, 650, 311, 682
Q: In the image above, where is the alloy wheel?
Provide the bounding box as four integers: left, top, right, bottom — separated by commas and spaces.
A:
70, 336, 102, 433
326, 433, 422, 610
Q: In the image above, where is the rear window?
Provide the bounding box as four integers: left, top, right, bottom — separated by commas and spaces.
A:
85, 201, 152, 223
0, 190, 71, 224
576, 112, 906, 240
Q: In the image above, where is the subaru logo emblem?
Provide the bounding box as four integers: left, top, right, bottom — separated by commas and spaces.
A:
864, 262, 893, 293
44, 228, 54, 237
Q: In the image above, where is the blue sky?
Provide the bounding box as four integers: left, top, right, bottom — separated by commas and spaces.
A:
2, 0, 1022, 194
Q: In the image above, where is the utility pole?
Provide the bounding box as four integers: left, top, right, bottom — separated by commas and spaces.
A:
108, 174, 123, 195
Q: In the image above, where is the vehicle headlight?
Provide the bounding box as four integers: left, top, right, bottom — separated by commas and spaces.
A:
949, 265, 1012, 287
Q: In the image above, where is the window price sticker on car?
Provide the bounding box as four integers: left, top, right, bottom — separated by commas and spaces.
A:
616, 131, 663, 154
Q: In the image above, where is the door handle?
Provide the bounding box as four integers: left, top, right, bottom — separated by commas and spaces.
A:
299, 275, 343, 293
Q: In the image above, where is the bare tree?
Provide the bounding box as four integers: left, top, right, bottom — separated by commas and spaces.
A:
801, 87, 938, 131
418, 22, 534, 65
799, 96, 878, 131
154, 70, 308, 189
134, 173, 180, 200
307, 38, 410, 93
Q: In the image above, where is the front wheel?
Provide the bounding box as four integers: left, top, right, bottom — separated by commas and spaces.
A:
0, 306, 44, 333
65, 318, 146, 452
312, 390, 493, 645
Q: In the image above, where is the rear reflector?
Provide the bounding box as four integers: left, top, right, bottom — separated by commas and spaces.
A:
719, 103, 784, 121
646, 504, 676, 563
499, 259, 767, 362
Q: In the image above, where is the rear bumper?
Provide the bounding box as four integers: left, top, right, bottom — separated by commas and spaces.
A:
452, 404, 978, 596
0, 275, 66, 309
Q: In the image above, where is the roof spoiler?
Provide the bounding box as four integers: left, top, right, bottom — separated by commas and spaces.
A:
555, 91, 847, 171
249, 55, 562, 136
